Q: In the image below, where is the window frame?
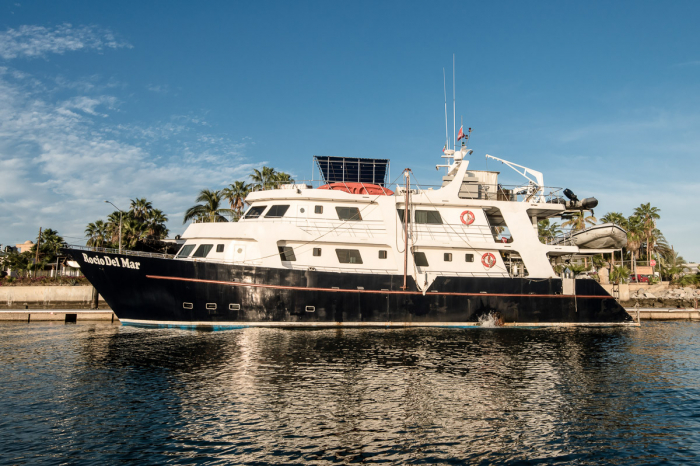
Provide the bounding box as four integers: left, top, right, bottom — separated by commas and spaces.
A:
465, 253, 474, 262
264, 205, 290, 218
444, 252, 452, 262
278, 246, 296, 262
216, 244, 225, 253
378, 250, 388, 259
335, 249, 363, 264
314, 205, 323, 214
244, 205, 267, 219
176, 244, 196, 258
413, 252, 429, 267
415, 210, 443, 224
192, 244, 214, 258
313, 248, 322, 257
335, 206, 362, 221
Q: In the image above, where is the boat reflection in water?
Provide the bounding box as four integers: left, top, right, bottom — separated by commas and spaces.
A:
27, 324, 689, 464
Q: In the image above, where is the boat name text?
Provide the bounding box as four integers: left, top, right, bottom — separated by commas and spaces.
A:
82, 253, 140, 269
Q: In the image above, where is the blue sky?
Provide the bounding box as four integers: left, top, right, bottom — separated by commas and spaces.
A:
1, 1, 699, 259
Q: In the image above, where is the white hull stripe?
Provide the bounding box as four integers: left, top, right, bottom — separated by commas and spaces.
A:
120, 319, 640, 328
145, 275, 611, 300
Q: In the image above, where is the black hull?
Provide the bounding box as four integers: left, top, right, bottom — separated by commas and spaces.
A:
65, 249, 636, 328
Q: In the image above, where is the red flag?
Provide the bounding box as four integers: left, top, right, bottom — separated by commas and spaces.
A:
442, 143, 447, 153
457, 126, 465, 141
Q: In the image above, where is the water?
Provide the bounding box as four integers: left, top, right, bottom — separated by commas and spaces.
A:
1, 322, 700, 465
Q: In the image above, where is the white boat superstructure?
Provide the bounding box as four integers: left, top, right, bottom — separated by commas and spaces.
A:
180, 147, 591, 290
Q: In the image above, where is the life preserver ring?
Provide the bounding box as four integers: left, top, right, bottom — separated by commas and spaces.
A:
460, 210, 475, 225
481, 253, 496, 268
501, 237, 508, 243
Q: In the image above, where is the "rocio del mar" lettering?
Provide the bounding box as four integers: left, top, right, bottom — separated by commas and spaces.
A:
82, 253, 141, 270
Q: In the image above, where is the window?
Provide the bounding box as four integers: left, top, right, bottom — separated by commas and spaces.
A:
413, 252, 429, 267
378, 250, 387, 259
397, 209, 409, 223
278, 246, 296, 261
265, 205, 290, 218
315, 205, 323, 214
444, 253, 452, 262
415, 210, 443, 224
465, 253, 474, 262
192, 244, 214, 258
216, 244, 225, 253
245, 205, 267, 219
313, 248, 322, 257
177, 244, 195, 258
336, 206, 362, 221
336, 249, 363, 264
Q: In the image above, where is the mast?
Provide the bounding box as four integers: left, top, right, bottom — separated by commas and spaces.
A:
402, 169, 410, 290
453, 54, 456, 151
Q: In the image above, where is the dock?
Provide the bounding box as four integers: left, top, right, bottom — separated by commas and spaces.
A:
625, 308, 700, 321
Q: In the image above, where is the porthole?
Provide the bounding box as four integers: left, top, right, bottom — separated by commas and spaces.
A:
305, 306, 316, 312
237, 248, 242, 253
300, 207, 305, 213
206, 303, 217, 310
183, 302, 193, 309
229, 304, 241, 311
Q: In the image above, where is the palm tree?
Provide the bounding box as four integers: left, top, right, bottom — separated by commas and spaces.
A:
183, 189, 231, 224
222, 181, 252, 220
562, 210, 597, 231
610, 265, 630, 284
537, 219, 562, 244
272, 171, 294, 188
600, 212, 628, 228
130, 198, 153, 222
625, 216, 644, 277
250, 166, 278, 191
122, 218, 147, 249
633, 203, 661, 265
85, 220, 109, 248
145, 209, 169, 240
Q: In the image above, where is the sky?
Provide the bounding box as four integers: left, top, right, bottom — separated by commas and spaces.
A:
0, 1, 699, 260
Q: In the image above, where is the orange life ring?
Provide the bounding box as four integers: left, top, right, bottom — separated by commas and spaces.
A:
481, 253, 496, 268
460, 210, 475, 225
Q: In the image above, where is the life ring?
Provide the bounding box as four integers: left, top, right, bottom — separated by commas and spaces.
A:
460, 210, 475, 225
481, 253, 496, 268
501, 237, 508, 243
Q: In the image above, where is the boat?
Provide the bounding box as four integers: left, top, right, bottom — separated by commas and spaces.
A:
553, 223, 627, 249
64, 151, 636, 328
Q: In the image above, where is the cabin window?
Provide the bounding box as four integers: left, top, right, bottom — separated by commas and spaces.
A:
192, 244, 214, 258
216, 244, 225, 253
378, 250, 387, 259
245, 205, 267, 219
336, 207, 362, 221
336, 249, 363, 264
465, 254, 474, 262
177, 244, 195, 258
444, 253, 452, 262
278, 246, 296, 261
397, 209, 409, 223
265, 205, 290, 218
315, 205, 323, 214
413, 252, 429, 267
415, 210, 443, 224
313, 248, 322, 257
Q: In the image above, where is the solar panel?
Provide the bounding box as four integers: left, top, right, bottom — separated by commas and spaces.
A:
314, 156, 390, 186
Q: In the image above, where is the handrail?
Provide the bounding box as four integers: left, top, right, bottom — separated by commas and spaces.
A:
63, 244, 175, 259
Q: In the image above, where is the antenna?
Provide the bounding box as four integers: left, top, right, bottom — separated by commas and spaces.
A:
452, 54, 456, 151
443, 68, 448, 151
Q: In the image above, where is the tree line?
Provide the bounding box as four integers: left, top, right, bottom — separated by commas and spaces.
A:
85, 198, 169, 251
1, 229, 65, 277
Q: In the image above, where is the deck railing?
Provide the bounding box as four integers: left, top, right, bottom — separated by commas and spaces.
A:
64, 245, 175, 260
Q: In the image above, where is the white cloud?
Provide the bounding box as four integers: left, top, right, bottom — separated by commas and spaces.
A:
0, 62, 256, 247
0, 23, 131, 60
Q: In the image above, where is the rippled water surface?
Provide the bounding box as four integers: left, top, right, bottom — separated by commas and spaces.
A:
2, 322, 700, 464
